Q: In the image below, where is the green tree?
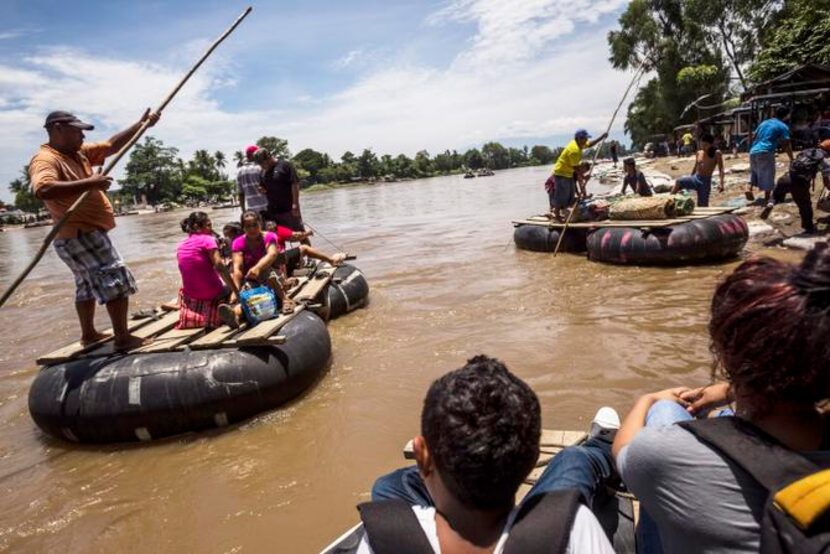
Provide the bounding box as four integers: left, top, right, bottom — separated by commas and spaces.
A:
748, 0, 830, 83
293, 148, 329, 182
530, 145, 554, 165
357, 148, 381, 180
181, 175, 208, 202
481, 142, 509, 169
8, 166, 42, 213
413, 150, 433, 176
214, 151, 227, 178
464, 148, 484, 169
233, 150, 246, 168
433, 149, 454, 174
121, 136, 183, 205
256, 136, 291, 159
394, 154, 416, 178
508, 147, 527, 167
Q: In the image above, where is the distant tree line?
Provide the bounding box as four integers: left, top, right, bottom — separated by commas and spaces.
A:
6, 135, 630, 211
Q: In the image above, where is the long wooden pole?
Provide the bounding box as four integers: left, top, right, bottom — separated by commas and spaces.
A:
552, 62, 648, 257
0, 6, 253, 309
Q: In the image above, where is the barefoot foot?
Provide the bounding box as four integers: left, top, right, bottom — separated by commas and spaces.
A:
80, 331, 112, 347
114, 334, 152, 352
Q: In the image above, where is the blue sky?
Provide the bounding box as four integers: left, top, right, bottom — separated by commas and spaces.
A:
0, 0, 634, 202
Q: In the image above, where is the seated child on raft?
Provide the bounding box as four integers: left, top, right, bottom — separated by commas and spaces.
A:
175, 212, 239, 329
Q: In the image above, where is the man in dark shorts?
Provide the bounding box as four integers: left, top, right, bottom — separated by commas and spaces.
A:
253, 148, 310, 245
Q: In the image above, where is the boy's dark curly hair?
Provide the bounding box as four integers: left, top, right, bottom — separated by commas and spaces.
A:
421, 355, 540, 510
710, 243, 830, 415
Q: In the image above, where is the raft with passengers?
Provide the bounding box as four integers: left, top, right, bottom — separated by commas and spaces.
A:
518, 143, 748, 265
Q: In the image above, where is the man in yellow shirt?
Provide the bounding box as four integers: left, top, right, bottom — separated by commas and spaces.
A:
550, 129, 607, 221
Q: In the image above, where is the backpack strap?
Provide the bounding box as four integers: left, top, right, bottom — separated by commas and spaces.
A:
357, 500, 434, 554
678, 417, 818, 491
503, 490, 581, 554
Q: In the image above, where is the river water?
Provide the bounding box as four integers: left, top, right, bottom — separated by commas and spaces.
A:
0, 166, 782, 552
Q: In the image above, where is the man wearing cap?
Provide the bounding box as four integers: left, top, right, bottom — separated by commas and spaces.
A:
237, 145, 268, 214
550, 129, 608, 221
29, 108, 159, 351
252, 148, 310, 245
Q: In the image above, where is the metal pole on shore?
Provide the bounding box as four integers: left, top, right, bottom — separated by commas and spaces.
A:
0, 7, 253, 309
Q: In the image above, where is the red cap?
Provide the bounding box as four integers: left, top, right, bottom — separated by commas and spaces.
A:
245, 145, 259, 160
820, 139, 830, 153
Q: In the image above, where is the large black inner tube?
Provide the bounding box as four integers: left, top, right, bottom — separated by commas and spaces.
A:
586, 214, 748, 266
513, 225, 587, 253
28, 311, 331, 444
326, 264, 370, 319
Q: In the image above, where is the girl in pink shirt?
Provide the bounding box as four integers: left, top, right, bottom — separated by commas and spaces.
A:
176, 212, 238, 329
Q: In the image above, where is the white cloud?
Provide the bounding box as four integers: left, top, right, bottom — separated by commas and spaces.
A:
333, 49, 365, 69
0, 1, 635, 202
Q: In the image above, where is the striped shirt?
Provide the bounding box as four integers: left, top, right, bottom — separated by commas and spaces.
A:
236, 164, 268, 212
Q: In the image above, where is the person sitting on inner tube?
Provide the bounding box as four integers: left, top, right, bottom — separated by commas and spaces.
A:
175, 212, 240, 329
362, 355, 618, 553
670, 133, 725, 207
263, 220, 348, 276
218, 210, 295, 328
612, 244, 830, 553
620, 157, 653, 197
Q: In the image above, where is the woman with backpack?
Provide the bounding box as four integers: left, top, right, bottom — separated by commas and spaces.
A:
761, 139, 830, 234
612, 245, 830, 553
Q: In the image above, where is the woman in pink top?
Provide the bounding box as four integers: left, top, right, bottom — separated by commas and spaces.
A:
176, 212, 238, 329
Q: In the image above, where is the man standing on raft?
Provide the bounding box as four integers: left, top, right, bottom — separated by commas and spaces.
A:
30, 109, 159, 351
550, 129, 607, 222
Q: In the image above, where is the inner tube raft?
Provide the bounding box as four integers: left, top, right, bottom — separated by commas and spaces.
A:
309, 264, 370, 322
28, 311, 331, 443
513, 225, 587, 253
586, 214, 748, 265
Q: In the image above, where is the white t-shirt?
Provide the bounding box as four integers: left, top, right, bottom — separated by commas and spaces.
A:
356, 504, 615, 553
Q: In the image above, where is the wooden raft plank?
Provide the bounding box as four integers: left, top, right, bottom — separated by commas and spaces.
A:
189, 324, 248, 349
512, 219, 685, 229
133, 327, 206, 353
233, 305, 305, 345
78, 311, 181, 359
293, 267, 335, 302
36, 312, 162, 364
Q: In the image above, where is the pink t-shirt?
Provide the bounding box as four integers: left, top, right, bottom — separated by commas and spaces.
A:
232, 231, 279, 274
177, 234, 225, 300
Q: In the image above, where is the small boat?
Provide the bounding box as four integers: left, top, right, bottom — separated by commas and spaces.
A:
463, 171, 476, 179
476, 168, 495, 177
321, 428, 636, 553
28, 262, 369, 443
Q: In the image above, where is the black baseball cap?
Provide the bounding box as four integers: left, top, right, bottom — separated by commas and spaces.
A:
44, 111, 94, 130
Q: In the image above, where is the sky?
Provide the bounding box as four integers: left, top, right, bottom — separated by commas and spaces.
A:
0, 0, 636, 202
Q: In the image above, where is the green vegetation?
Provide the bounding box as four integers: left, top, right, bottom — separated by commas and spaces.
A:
8, 166, 41, 214
608, 0, 830, 147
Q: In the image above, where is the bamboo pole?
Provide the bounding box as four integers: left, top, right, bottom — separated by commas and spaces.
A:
0, 7, 253, 309
552, 61, 649, 257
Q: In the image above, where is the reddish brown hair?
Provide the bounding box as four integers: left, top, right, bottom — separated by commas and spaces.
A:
709, 244, 830, 414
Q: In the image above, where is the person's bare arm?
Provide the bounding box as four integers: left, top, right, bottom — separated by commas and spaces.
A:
232, 252, 244, 289
783, 139, 794, 162
678, 383, 732, 416
689, 153, 699, 176
248, 242, 279, 279
291, 230, 312, 242
106, 108, 160, 155
35, 173, 112, 200
586, 132, 609, 149
210, 249, 239, 298
717, 151, 725, 192
612, 387, 690, 459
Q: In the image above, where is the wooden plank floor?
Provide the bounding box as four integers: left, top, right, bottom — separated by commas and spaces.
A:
514, 206, 737, 230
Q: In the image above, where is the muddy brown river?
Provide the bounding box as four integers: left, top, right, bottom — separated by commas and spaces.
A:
0, 166, 787, 552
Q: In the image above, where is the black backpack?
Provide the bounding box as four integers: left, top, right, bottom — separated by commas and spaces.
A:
679, 417, 830, 553
790, 148, 827, 181
354, 489, 581, 554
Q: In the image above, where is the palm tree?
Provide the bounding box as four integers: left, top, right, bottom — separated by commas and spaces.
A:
233, 150, 245, 168
214, 151, 227, 179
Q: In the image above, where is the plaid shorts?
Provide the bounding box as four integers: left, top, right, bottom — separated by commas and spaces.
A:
53, 230, 137, 304
177, 287, 229, 329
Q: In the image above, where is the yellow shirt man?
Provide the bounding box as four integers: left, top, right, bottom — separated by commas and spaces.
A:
682, 132, 693, 146
553, 139, 584, 178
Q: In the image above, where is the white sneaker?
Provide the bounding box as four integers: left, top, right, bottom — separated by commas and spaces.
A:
589, 406, 620, 442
